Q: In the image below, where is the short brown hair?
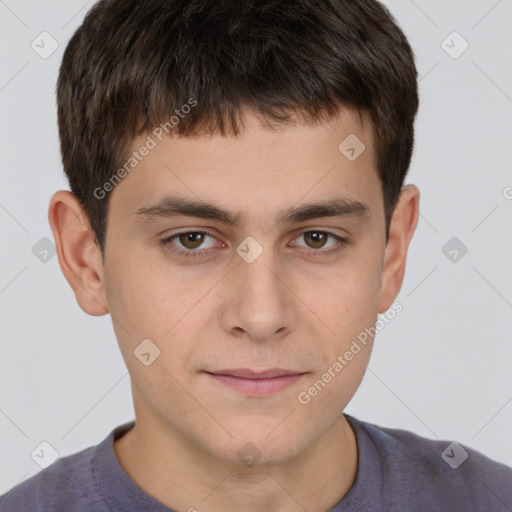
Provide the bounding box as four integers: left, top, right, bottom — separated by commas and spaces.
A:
57, 0, 419, 256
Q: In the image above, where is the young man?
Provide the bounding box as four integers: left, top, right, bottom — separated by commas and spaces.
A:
2, 0, 511, 510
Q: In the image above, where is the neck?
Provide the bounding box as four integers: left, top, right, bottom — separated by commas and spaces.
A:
114, 411, 358, 512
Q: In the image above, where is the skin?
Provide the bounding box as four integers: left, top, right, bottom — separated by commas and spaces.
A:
48, 106, 419, 512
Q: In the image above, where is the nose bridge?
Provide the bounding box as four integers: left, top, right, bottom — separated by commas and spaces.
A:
238, 238, 284, 304
227, 235, 293, 339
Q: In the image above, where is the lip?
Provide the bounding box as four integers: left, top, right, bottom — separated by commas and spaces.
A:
204, 368, 307, 396
208, 368, 303, 379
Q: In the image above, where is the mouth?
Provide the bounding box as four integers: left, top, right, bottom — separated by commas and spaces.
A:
203, 368, 307, 396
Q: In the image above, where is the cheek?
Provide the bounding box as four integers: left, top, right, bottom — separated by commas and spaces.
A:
297, 268, 379, 414
104, 253, 216, 370
105, 249, 188, 331
310, 254, 381, 338
103, 253, 171, 370
103, 258, 197, 413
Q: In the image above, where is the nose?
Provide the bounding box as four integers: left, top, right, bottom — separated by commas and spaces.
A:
220, 244, 297, 343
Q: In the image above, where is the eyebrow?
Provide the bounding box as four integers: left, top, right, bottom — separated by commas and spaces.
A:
133, 194, 370, 227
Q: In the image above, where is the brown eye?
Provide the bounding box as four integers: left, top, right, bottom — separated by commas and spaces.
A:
161, 230, 218, 258
177, 232, 206, 249
292, 230, 348, 255
303, 231, 329, 249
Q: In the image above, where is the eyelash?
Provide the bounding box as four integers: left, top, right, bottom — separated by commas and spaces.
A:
160, 229, 349, 259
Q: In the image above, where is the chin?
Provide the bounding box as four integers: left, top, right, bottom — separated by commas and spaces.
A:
203, 420, 312, 467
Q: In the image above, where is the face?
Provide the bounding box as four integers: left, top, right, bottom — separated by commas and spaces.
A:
55, 107, 416, 466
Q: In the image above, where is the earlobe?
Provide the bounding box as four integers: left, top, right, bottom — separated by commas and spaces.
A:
48, 190, 109, 316
378, 184, 420, 314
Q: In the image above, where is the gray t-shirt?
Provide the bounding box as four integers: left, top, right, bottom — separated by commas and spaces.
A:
1, 413, 511, 511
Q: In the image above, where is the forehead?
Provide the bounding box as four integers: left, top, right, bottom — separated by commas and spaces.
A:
108, 107, 381, 225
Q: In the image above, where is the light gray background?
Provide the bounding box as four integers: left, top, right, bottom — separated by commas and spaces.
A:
1, 0, 511, 495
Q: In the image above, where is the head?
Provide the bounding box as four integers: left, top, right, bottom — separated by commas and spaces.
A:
49, 0, 420, 465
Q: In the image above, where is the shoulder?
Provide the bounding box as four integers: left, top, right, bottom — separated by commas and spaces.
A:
347, 414, 512, 510
0, 443, 108, 512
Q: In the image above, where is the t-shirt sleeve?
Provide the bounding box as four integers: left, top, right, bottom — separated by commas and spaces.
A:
0, 461, 109, 512
337, 415, 512, 511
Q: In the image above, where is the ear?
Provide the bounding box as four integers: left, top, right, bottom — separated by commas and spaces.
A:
48, 190, 109, 316
378, 184, 420, 314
